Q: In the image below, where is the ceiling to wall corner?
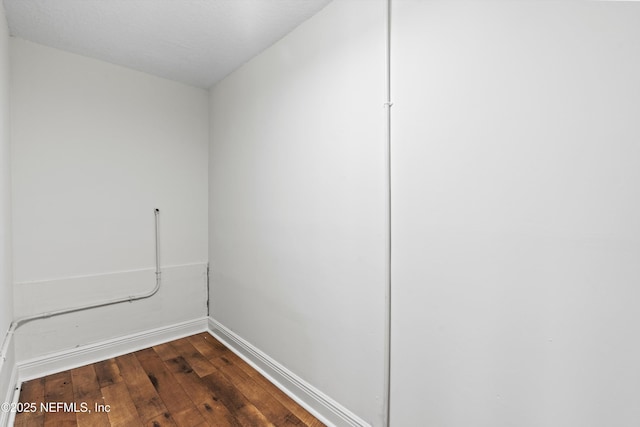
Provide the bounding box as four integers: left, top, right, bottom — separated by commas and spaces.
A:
2, 0, 333, 88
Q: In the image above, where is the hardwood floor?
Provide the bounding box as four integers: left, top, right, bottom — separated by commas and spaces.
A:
13, 333, 326, 427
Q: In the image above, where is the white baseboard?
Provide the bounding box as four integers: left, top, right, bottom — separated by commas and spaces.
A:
0, 359, 17, 427
207, 317, 370, 427
17, 317, 208, 382
4, 317, 367, 427
0, 317, 206, 426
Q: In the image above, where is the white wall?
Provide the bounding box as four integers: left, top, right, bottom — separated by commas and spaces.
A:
10, 39, 209, 360
0, 2, 15, 411
9, 2, 640, 426
209, 0, 386, 425
0, 0, 11, 338
391, 2, 640, 426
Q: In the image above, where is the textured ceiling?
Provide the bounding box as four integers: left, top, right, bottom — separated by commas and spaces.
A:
3, 0, 333, 88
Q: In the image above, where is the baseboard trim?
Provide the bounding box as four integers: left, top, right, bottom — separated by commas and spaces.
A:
0, 360, 18, 427
17, 317, 208, 383
207, 317, 370, 427
5, 317, 367, 427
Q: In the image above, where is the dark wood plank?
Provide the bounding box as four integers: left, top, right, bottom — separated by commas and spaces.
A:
196, 336, 323, 426
145, 412, 176, 427
16, 333, 325, 427
94, 358, 123, 387
306, 418, 327, 427
195, 397, 237, 427
101, 382, 143, 427
43, 370, 77, 427
70, 365, 111, 427
210, 355, 305, 426
161, 356, 209, 404
201, 369, 275, 427
162, 356, 238, 426
135, 348, 193, 415
188, 333, 229, 359
184, 333, 324, 427
116, 353, 167, 423
169, 338, 217, 377
14, 377, 45, 427
169, 406, 207, 427
152, 342, 180, 361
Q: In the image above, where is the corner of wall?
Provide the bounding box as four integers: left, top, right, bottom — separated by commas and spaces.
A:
0, 6, 17, 427
0, 0, 14, 335
0, 335, 17, 427
207, 317, 371, 427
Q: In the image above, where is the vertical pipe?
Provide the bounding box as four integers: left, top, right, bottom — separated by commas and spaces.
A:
0, 208, 163, 365
383, 0, 393, 426
154, 208, 161, 278
206, 262, 210, 317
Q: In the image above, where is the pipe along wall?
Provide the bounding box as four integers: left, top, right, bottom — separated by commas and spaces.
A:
0, 209, 162, 372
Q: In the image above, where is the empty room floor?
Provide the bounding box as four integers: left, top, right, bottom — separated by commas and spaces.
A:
13, 333, 324, 426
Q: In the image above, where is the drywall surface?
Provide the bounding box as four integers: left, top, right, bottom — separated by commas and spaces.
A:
391, 2, 640, 426
0, 0, 12, 340
209, 0, 386, 425
13, 264, 207, 360
10, 38, 209, 359
0, 4, 15, 412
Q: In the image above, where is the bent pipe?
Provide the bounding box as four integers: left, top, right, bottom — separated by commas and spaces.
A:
0, 208, 162, 366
